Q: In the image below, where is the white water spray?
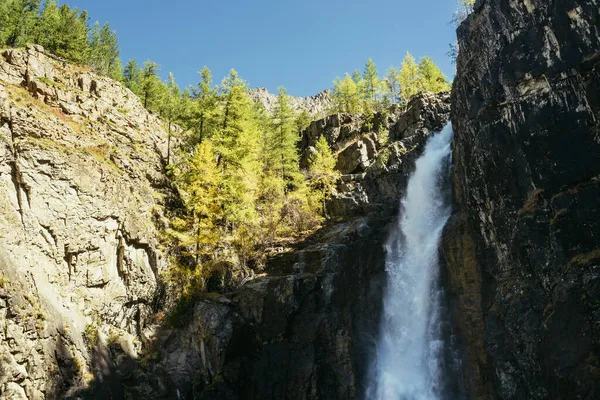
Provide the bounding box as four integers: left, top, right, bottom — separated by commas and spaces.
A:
366, 124, 453, 400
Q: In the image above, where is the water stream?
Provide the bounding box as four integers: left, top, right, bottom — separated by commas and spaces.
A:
366, 124, 456, 400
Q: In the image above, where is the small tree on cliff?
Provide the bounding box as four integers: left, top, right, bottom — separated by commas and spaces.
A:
308, 136, 339, 218
160, 72, 182, 164
140, 60, 162, 109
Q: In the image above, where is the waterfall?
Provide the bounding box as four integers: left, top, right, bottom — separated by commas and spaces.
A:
366, 123, 454, 400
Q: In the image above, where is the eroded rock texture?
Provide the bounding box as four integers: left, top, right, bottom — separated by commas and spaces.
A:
300, 92, 450, 217
0, 45, 170, 398
446, 0, 600, 398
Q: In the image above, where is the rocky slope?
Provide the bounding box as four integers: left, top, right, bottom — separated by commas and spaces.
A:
248, 87, 333, 117
445, 0, 600, 398
0, 45, 171, 399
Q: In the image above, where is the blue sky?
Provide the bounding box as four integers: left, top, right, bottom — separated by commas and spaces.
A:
66, 0, 459, 97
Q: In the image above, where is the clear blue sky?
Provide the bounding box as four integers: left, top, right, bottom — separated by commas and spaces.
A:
66, 0, 458, 97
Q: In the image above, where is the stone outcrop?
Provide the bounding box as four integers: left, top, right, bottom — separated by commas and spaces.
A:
446, 0, 600, 399
122, 217, 389, 399
248, 87, 333, 117
299, 92, 450, 217
0, 45, 171, 398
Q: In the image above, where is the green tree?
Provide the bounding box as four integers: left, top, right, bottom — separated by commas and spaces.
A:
0, 0, 40, 47
123, 58, 141, 94
399, 52, 422, 104
362, 58, 380, 106
34, 1, 90, 62
308, 135, 339, 218
88, 21, 120, 76
140, 60, 162, 109
190, 66, 218, 144
213, 69, 261, 228
332, 73, 361, 114
172, 140, 222, 266
419, 56, 450, 93
268, 87, 301, 190
384, 66, 401, 104
160, 72, 181, 164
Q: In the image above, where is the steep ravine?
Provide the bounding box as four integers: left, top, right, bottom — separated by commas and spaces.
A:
445, 0, 600, 398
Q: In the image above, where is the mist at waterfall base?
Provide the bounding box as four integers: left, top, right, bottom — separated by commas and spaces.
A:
365, 124, 463, 400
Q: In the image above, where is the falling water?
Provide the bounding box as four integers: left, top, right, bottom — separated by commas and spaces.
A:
366, 123, 455, 400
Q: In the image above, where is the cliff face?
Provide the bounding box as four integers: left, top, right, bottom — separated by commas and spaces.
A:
446, 0, 600, 398
0, 45, 171, 398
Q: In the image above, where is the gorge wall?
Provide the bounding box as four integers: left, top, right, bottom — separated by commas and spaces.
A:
0, 45, 171, 399
446, 0, 600, 398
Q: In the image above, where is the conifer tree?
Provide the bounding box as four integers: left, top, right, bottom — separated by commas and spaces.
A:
140, 60, 161, 109
173, 140, 222, 265
308, 136, 339, 218
214, 69, 261, 229
269, 87, 301, 190
88, 22, 120, 76
384, 66, 401, 104
0, 0, 40, 47
123, 58, 141, 94
399, 52, 422, 104
160, 72, 181, 164
332, 73, 361, 114
418, 56, 450, 93
190, 66, 218, 144
362, 58, 380, 106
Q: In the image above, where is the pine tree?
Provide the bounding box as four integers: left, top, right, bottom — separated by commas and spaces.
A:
88, 22, 120, 75
34, 1, 90, 62
269, 87, 301, 191
308, 136, 339, 218
0, 0, 40, 47
332, 73, 361, 114
384, 66, 401, 104
140, 60, 161, 109
419, 56, 450, 93
123, 58, 141, 95
160, 72, 181, 164
173, 140, 222, 265
190, 66, 218, 144
214, 69, 261, 229
399, 52, 422, 104
362, 58, 380, 107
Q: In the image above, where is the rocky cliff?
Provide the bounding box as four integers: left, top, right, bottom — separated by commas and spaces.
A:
0, 45, 171, 399
446, 0, 600, 398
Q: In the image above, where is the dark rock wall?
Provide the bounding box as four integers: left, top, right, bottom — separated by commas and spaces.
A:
447, 0, 600, 398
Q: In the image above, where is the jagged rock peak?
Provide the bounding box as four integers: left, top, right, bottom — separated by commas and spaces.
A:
248, 87, 333, 116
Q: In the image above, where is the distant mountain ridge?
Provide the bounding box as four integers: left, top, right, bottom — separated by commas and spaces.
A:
248, 87, 333, 116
